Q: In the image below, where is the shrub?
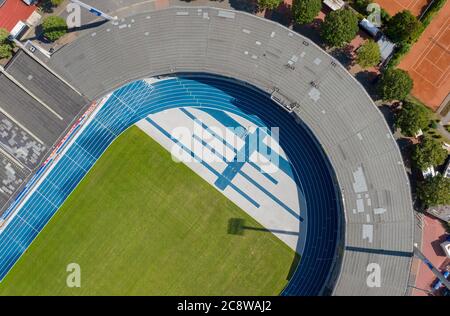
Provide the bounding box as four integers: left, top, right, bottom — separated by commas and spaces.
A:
321, 8, 359, 47
394, 101, 430, 137
385, 10, 423, 44
42, 16, 68, 42
421, 0, 446, 27
0, 28, 13, 59
257, 0, 282, 10
292, 0, 322, 25
51, 0, 64, 6
378, 68, 413, 101
380, 8, 391, 24
352, 0, 372, 15
418, 174, 450, 207
385, 41, 411, 69
412, 136, 448, 171
356, 40, 381, 68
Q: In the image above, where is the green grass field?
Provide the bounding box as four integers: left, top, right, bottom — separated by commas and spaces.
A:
0, 126, 295, 295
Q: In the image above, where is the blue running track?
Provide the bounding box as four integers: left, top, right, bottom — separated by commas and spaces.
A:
0, 75, 343, 295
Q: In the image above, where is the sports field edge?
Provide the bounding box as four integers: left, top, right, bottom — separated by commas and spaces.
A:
0, 126, 296, 296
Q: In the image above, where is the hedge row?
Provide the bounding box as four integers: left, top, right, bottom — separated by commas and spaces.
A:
420, 0, 447, 27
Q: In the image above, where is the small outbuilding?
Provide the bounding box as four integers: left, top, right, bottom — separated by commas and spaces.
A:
427, 205, 450, 223
359, 18, 396, 65
323, 0, 345, 11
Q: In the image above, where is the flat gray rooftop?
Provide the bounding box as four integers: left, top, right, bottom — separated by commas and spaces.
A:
5, 50, 88, 121
0, 111, 47, 170
23, 6, 414, 295
0, 50, 88, 215
0, 74, 63, 146
0, 151, 27, 209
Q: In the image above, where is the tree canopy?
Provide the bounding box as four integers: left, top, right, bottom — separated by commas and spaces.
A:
353, 0, 372, 15
385, 10, 423, 44
0, 28, 13, 59
378, 68, 413, 101
42, 16, 68, 42
320, 8, 359, 47
418, 174, 450, 207
356, 40, 381, 68
292, 0, 322, 25
258, 0, 282, 10
51, 0, 64, 5
394, 102, 430, 137
412, 136, 448, 171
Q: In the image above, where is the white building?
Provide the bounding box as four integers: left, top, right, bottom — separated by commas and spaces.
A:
323, 0, 345, 11
443, 159, 450, 178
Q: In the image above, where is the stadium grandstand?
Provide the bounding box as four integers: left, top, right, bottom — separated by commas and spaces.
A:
0, 7, 414, 296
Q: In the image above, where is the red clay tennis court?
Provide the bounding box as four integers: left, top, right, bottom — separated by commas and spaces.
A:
0, 0, 36, 32
376, 0, 430, 17
398, 0, 450, 111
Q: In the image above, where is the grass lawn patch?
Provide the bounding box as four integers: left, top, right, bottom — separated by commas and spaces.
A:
0, 126, 295, 295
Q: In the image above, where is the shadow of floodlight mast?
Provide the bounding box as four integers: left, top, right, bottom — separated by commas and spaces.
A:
227, 218, 299, 236
228, 218, 301, 281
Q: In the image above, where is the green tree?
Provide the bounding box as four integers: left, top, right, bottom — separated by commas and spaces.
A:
418, 174, 450, 207
353, 0, 372, 15
356, 40, 381, 68
42, 16, 68, 42
292, 0, 322, 25
258, 0, 282, 10
394, 102, 430, 137
412, 136, 448, 171
380, 8, 391, 23
0, 28, 13, 59
321, 9, 359, 47
385, 10, 423, 44
0, 28, 9, 43
51, 0, 64, 6
378, 68, 413, 101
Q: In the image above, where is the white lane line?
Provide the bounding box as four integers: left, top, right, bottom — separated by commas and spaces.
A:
0, 106, 44, 145
64, 154, 87, 172
15, 214, 39, 234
